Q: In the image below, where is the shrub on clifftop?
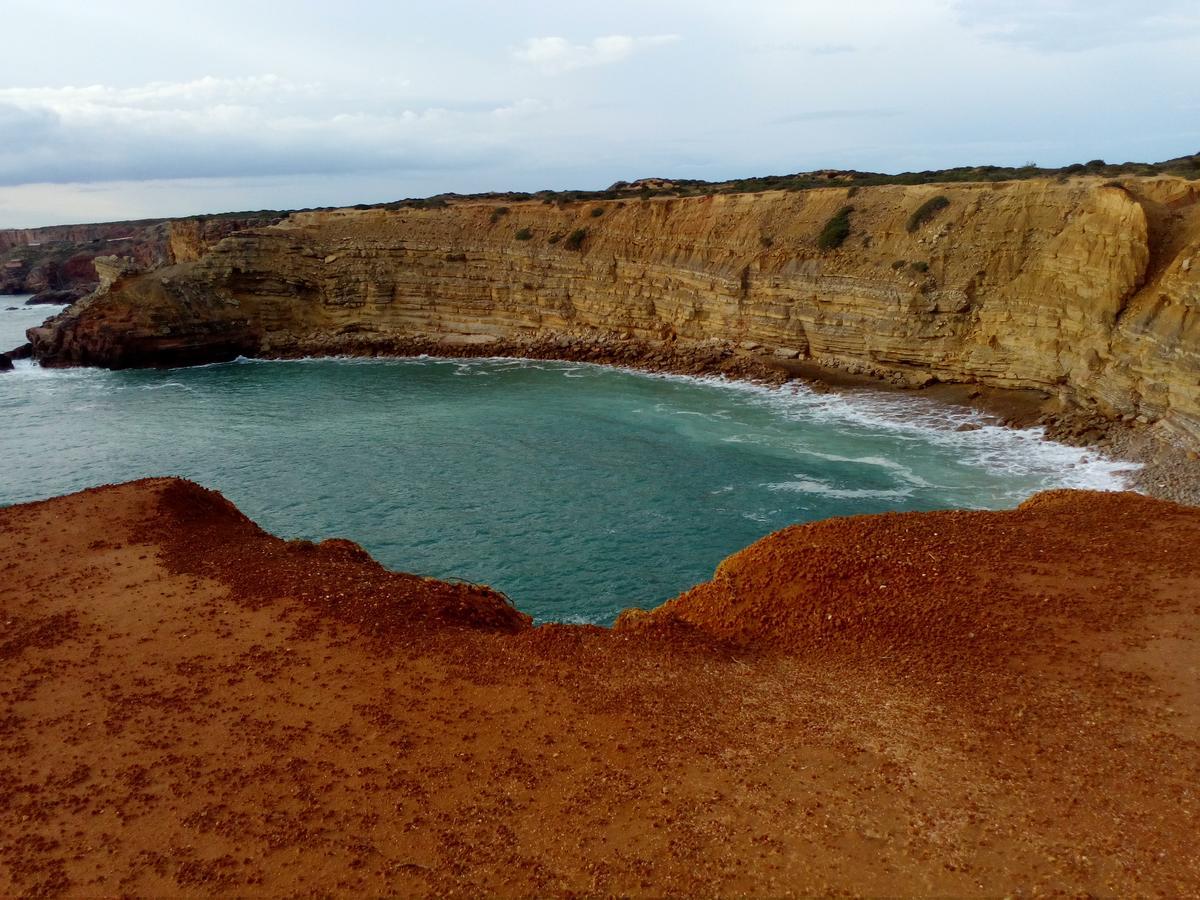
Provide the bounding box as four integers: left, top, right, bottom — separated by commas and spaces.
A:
906, 195, 950, 232
817, 206, 854, 250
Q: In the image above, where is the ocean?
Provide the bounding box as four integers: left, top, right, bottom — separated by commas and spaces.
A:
0, 301, 1132, 623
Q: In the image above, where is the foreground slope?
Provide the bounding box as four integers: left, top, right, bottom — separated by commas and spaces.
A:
2, 479, 1199, 896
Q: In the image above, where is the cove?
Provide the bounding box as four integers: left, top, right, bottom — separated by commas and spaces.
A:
2, 308, 1130, 624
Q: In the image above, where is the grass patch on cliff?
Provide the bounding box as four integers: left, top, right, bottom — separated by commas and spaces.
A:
564, 229, 588, 251
906, 196, 950, 232
590, 206, 605, 217
515, 228, 533, 241
817, 206, 854, 250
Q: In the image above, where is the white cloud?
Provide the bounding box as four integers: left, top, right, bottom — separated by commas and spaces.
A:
0, 75, 536, 187
491, 98, 552, 119
1, 2, 1198, 227
954, 0, 1200, 51
513, 34, 680, 73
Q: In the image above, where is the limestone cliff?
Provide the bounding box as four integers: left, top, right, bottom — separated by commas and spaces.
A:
0, 214, 284, 296
28, 176, 1200, 439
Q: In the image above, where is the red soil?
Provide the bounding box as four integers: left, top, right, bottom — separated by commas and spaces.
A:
1, 478, 1198, 896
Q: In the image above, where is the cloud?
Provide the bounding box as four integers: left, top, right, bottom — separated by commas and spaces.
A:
0, 102, 59, 140
809, 43, 857, 55
773, 108, 901, 124
513, 34, 680, 73
954, 0, 1200, 51
0, 75, 542, 186
490, 98, 552, 119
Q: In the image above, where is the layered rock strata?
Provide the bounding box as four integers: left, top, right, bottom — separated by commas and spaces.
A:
0, 214, 283, 296
28, 176, 1200, 440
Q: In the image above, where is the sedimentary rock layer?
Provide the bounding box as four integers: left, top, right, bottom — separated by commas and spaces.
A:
0, 214, 283, 295
28, 176, 1200, 438
2, 478, 1198, 894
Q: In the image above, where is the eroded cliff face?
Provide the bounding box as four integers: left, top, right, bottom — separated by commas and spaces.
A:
29, 176, 1200, 438
0, 215, 284, 296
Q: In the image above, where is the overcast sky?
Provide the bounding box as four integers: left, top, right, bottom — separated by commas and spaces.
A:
1, 0, 1197, 227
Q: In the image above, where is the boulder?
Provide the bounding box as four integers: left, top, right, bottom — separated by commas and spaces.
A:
26, 286, 93, 306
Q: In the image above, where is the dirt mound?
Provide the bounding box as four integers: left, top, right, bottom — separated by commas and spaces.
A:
148, 477, 531, 635
625, 489, 1199, 669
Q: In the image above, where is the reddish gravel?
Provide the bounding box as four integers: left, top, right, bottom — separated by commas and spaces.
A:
1, 478, 1198, 897
150, 478, 531, 635
631, 489, 1197, 665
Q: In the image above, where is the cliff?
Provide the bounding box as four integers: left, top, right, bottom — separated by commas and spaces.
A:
3, 478, 1199, 895
0, 214, 284, 296
28, 176, 1200, 439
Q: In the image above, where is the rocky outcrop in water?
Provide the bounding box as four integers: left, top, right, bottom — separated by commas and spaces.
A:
26, 286, 92, 305
27, 176, 1200, 440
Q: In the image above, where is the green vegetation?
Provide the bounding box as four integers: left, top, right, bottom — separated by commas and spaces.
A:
489, 206, 510, 223
891, 259, 906, 270
817, 206, 854, 250
564, 228, 588, 251
149, 150, 1200, 220
906, 196, 950, 233
760, 235, 775, 249
590, 206, 605, 217
384, 197, 448, 210
514, 227, 533, 241
910, 261, 930, 273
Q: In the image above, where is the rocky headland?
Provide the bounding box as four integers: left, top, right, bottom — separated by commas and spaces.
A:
1, 478, 1198, 895
0, 213, 285, 300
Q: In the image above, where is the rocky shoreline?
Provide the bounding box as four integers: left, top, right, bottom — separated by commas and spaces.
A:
9, 303, 1196, 502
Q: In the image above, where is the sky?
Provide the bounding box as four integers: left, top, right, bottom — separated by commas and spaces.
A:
1, 0, 1197, 227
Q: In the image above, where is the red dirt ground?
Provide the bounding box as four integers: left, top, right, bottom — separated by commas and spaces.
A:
1, 478, 1198, 896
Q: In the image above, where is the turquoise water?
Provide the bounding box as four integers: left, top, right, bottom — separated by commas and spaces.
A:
1, 302, 1131, 624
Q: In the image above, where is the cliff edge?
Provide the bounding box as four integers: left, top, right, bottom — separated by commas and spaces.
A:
2, 479, 1198, 894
